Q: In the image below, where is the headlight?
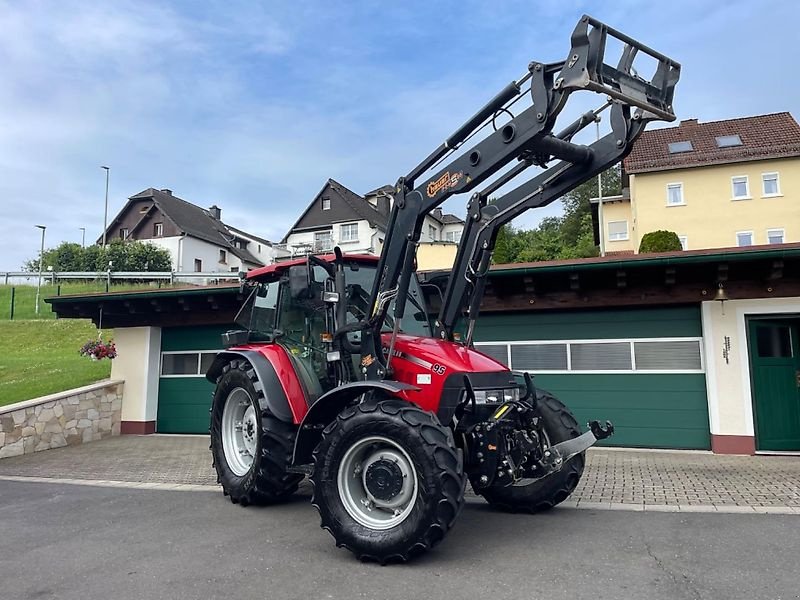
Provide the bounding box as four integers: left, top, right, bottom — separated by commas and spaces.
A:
472, 387, 520, 404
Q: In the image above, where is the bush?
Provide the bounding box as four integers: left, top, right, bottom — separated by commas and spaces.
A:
639, 230, 683, 253
23, 239, 172, 272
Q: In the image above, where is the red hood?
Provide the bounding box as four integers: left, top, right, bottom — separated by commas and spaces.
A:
384, 333, 508, 374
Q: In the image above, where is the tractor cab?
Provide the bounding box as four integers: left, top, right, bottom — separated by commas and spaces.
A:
227, 253, 431, 402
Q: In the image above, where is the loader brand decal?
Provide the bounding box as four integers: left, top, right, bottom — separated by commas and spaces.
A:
361, 354, 376, 367
426, 171, 464, 198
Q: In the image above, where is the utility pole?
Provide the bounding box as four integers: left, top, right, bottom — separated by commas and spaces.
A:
79, 227, 86, 248
34, 225, 46, 315
101, 165, 110, 248
596, 116, 605, 257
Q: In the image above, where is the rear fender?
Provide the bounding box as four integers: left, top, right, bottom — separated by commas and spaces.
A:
206, 350, 298, 424
292, 380, 419, 465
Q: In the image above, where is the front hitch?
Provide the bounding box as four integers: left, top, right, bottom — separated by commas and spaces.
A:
540, 419, 614, 472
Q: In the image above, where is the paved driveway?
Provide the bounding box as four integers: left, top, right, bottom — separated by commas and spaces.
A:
0, 435, 799, 511
1, 479, 798, 600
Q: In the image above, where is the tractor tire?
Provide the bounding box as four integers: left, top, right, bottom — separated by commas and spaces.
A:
210, 359, 302, 506
475, 389, 585, 513
310, 397, 466, 563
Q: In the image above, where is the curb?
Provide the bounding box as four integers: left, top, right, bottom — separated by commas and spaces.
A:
2, 474, 798, 514
0, 475, 218, 493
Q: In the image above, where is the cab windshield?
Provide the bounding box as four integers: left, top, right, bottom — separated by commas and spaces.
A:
342, 264, 431, 337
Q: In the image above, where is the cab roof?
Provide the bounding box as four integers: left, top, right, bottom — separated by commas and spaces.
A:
246, 253, 378, 281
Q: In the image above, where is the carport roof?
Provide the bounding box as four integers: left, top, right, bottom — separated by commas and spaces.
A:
47, 243, 800, 326
46, 284, 242, 328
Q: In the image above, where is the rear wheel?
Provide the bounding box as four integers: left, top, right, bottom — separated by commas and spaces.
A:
475, 389, 585, 513
210, 360, 302, 505
310, 397, 466, 563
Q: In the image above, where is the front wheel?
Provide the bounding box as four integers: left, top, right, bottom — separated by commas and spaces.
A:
475, 389, 585, 513
310, 397, 466, 563
210, 360, 302, 505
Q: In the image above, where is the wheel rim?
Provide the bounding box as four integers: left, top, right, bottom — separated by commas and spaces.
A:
337, 435, 418, 530
222, 387, 258, 477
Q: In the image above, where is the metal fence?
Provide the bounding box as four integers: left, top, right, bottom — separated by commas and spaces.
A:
0, 271, 242, 320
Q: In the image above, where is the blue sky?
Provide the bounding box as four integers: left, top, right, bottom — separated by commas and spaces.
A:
1, 0, 798, 270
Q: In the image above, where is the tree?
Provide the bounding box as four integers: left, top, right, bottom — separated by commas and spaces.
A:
493, 224, 514, 264
22, 240, 172, 272
639, 230, 682, 253
489, 164, 623, 264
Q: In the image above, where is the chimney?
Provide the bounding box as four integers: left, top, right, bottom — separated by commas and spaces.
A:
433, 208, 443, 220
376, 195, 391, 216
209, 205, 221, 220
160, 188, 173, 195
679, 118, 698, 127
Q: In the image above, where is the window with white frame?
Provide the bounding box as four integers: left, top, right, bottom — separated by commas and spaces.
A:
607, 220, 629, 241
321, 196, 331, 210
731, 176, 750, 200
678, 235, 688, 250
762, 172, 780, 197
445, 230, 461, 243
428, 225, 437, 240
474, 338, 703, 373
161, 351, 220, 377
666, 183, 684, 206
314, 230, 333, 250
736, 231, 753, 247
339, 223, 358, 243
767, 228, 785, 245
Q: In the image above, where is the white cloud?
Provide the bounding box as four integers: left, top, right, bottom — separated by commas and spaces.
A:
1, 0, 798, 271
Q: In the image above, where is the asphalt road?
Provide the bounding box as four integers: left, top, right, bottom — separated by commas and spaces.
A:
0, 481, 797, 600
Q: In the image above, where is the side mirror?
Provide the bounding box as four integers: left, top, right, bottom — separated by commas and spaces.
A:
288, 265, 311, 299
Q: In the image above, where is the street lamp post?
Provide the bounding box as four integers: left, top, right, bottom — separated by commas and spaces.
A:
595, 116, 605, 257
79, 227, 86, 248
101, 166, 110, 248
34, 225, 46, 315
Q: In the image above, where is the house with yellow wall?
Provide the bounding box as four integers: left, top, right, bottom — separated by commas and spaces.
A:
595, 112, 800, 254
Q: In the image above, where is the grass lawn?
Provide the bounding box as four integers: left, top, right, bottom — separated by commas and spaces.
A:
0, 320, 112, 407
0, 281, 181, 320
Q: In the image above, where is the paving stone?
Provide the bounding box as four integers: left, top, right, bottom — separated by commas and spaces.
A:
0, 439, 799, 511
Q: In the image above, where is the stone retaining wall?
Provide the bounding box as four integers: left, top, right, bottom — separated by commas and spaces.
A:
0, 380, 124, 458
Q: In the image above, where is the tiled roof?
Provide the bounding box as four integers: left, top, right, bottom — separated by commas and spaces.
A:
127, 188, 265, 266
624, 112, 800, 174
328, 179, 387, 229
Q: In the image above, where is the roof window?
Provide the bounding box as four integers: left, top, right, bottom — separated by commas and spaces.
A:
715, 135, 743, 148
668, 141, 693, 154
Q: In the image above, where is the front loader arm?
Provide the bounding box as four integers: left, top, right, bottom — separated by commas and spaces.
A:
358, 15, 680, 379
435, 102, 648, 343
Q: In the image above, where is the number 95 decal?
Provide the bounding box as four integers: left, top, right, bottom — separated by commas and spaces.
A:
432, 364, 446, 376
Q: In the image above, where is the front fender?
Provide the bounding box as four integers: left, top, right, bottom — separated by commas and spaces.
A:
206, 350, 296, 424
292, 380, 419, 465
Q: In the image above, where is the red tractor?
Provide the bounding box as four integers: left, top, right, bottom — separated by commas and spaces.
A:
207, 15, 680, 562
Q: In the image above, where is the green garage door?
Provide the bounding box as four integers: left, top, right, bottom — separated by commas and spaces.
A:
474, 306, 710, 450
157, 325, 234, 434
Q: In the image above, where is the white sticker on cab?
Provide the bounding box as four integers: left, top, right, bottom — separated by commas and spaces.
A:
416, 373, 432, 385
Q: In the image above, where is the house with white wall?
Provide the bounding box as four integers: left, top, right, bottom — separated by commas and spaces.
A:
100, 188, 278, 273
280, 179, 464, 268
